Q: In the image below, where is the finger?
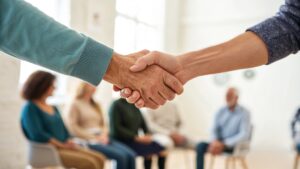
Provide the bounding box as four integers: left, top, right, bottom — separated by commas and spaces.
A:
120, 88, 133, 98
130, 51, 181, 74
113, 85, 121, 91
163, 72, 184, 95
126, 91, 141, 103
130, 49, 150, 60
159, 86, 175, 101
135, 99, 145, 108
144, 98, 159, 109
140, 89, 159, 109
130, 53, 157, 72
150, 92, 166, 106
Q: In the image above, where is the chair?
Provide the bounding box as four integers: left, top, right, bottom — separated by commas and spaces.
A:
208, 126, 253, 169
28, 141, 116, 169
28, 141, 63, 169
294, 153, 300, 169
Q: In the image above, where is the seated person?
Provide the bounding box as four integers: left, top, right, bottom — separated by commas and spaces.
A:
65, 82, 136, 169
196, 87, 252, 169
291, 108, 300, 151
109, 98, 167, 169
20, 71, 105, 169
144, 102, 195, 148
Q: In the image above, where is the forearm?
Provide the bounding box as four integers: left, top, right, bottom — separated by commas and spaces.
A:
176, 32, 268, 83
0, 0, 113, 85
49, 138, 66, 149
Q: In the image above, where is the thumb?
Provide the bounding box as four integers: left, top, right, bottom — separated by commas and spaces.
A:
130, 53, 156, 72
130, 49, 150, 60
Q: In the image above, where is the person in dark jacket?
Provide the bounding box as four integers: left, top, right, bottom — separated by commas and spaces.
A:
109, 98, 167, 169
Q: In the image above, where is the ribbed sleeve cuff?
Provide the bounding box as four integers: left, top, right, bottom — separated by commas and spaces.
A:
71, 38, 113, 86
247, 17, 297, 65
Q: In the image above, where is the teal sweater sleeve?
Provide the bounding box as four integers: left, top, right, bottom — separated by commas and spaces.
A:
0, 0, 113, 85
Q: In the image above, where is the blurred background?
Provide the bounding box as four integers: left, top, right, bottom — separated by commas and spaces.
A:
0, 0, 299, 169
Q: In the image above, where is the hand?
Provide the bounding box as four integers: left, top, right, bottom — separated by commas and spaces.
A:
63, 140, 77, 150
113, 51, 185, 108
105, 50, 184, 109
135, 135, 152, 144
130, 51, 183, 76
96, 134, 110, 145
170, 132, 187, 146
208, 140, 225, 155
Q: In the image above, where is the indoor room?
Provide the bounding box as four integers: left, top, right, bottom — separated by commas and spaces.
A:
0, 0, 299, 169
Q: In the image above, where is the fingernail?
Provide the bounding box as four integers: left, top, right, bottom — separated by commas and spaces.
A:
130, 65, 138, 70
133, 92, 138, 97
124, 89, 130, 94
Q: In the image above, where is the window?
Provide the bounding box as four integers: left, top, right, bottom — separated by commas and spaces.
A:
112, 0, 166, 98
114, 0, 165, 53
19, 0, 70, 105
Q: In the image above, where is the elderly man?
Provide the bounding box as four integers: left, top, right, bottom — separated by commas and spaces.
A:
144, 102, 195, 149
196, 88, 251, 169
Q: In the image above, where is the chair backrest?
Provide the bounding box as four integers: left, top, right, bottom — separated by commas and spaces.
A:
28, 141, 62, 168
232, 125, 254, 157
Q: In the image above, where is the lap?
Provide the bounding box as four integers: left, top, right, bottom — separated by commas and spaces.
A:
122, 140, 165, 157
58, 148, 105, 169
88, 140, 136, 158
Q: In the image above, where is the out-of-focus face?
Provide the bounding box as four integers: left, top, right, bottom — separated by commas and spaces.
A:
45, 81, 56, 98
226, 88, 238, 108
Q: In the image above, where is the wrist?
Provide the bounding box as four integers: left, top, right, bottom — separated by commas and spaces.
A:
175, 55, 193, 84
103, 52, 123, 85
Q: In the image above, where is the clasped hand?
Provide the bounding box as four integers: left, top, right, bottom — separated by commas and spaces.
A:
107, 50, 185, 109
104, 50, 185, 109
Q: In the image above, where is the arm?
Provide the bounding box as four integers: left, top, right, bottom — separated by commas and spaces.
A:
223, 111, 251, 148
0, 0, 112, 85
130, 0, 300, 82
176, 32, 268, 83
0, 0, 183, 109
65, 103, 96, 140
120, 32, 268, 103
247, 0, 300, 64
21, 105, 52, 143
210, 109, 222, 142
120, 0, 300, 104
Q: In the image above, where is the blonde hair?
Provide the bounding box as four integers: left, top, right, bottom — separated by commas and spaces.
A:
75, 82, 104, 127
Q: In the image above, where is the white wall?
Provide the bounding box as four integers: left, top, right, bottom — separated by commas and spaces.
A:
68, 0, 116, 113
0, 53, 26, 169
170, 0, 300, 168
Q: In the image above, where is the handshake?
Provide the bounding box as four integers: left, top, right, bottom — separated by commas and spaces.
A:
103, 50, 188, 109
102, 32, 268, 109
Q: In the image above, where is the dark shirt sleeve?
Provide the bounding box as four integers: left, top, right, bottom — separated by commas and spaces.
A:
247, 0, 300, 64
21, 104, 52, 143
109, 102, 136, 140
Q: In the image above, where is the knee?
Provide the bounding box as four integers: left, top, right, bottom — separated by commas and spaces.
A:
114, 153, 127, 165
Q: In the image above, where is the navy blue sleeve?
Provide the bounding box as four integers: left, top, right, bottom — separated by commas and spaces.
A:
247, 0, 300, 64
